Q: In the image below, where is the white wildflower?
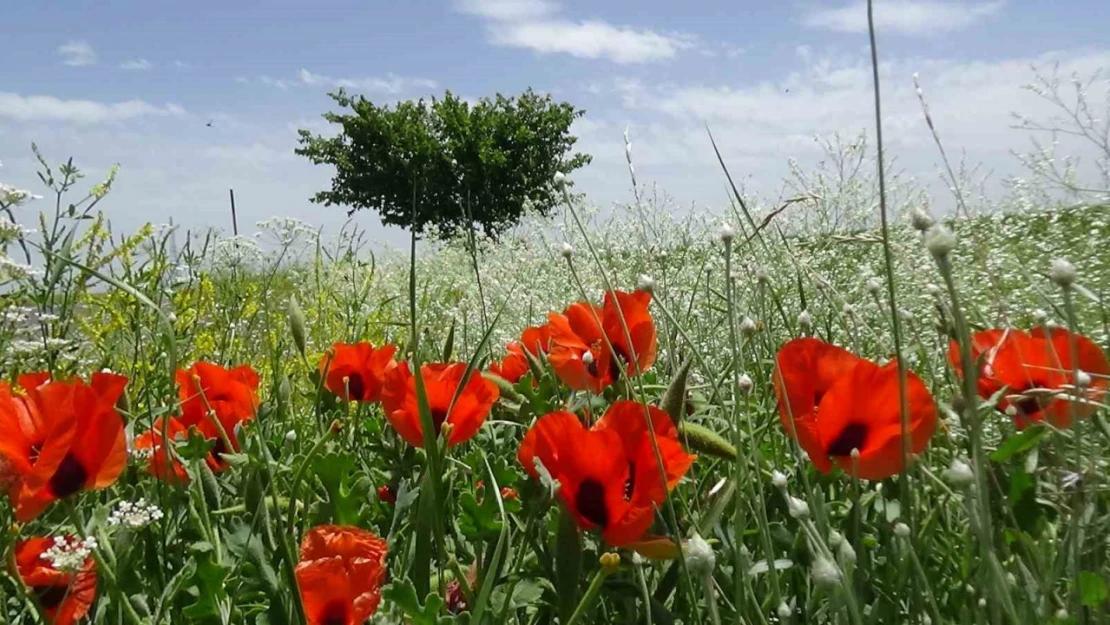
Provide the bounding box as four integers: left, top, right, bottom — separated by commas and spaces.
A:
737, 373, 753, 394
865, 278, 881, 296
40, 536, 98, 573
108, 498, 164, 529
559, 242, 574, 260
739, 317, 757, 337
636, 274, 655, 294
552, 172, 567, 189
719, 222, 735, 244
797, 310, 813, 332
925, 224, 956, 258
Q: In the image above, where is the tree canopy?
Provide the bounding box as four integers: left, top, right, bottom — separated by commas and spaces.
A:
296, 89, 591, 240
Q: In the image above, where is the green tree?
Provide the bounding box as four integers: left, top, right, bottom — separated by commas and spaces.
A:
296, 89, 591, 240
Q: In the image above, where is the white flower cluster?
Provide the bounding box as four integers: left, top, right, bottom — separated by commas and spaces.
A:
0, 183, 42, 207
40, 536, 98, 573
108, 498, 165, 529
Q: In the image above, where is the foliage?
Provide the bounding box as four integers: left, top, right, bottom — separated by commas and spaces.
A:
296, 89, 591, 241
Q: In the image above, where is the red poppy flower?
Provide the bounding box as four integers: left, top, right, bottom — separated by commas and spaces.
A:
177, 362, 259, 467
950, 328, 1110, 429
0, 372, 128, 522
521, 324, 553, 356
319, 342, 398, 402
518, 401, 695, 546
489, 342, 530, 384
133, 417, 191, 484
546, 290, 657, 393
295, 525, 388, 625
15, 537, 98, 625
381, 362, 500, 449
774, 338, 937, 481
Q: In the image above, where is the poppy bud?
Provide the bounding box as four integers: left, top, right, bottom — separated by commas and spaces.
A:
837, 539, 857, 566
1076, 370, 1092, 389
737, 373, 753, 394
828, 530, 844, 548
740, 317, 757, 337
893, 523, 910, 538
553, 171, 567, 189
943, 459, 974, 487
811, 556, 842, 589
684, 534, 715, 577
559, 241, 574, 260
284, 430, 297, 443
925, 224, 956, 258
167, 311, 177, 323
777, 602, 793, 619
910, 207, 934, 231
866, 278, 881, 296
287, 296, 307, 358
1049, 258, 1077, 288
798, 310, 813, 333
786, 496, 810, 520
772, 471, 788, 489
719, 222, 735, 244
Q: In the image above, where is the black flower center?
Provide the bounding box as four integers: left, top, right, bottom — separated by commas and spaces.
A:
431, 409, 449, 437
826, 423, 869, 457
48, 453, 88, 499
320, 599, 349, 625
576, 479, 610, 528
34, 583, 70, 610
346, 373, 365, 401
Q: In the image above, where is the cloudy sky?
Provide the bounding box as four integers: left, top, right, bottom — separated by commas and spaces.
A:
3, 0, 1108, 245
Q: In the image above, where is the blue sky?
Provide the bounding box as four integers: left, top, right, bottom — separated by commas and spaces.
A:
3, 0, 1109, 246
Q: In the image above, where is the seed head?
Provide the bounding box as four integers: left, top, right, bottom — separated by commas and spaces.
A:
771, 470, 788, 489
865, 278, 881, 296
1049, 258, 1077, 288
636, 274, 656, 294
738, 373, 753, 394
553, 171, 567, 189
1076, 370, 1092, 389
599, 552, 621, 575
285, 430, 298, 443
893, 523, 911, 538
925, 224, 956, 258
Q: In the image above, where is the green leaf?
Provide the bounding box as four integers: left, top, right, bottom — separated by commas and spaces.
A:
990, 425, 1049, 462
311, 451, 362, 525
382, 579, 455, 625
1079, 571, 1108, 607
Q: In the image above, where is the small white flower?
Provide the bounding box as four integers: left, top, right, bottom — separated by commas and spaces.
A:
1032, 309, 1048, 323
40, 536, 98, 573
925, 224, 956, 258
1049, 258, 1077, 288
685, 533, 716, 577
944, 459, 975, 487
737, 373, 753, 394
771, 470, 788, 489
636, 274, 655, 294
977, 598, 987, 609
559, 242, 574, 260
811, 556, 842, 588
285, 430, 298, 443
552, 172, 567, 189
719, 222, 735, 244
893, 523, 910, 538
865, 278, 881, 296
926, 283, 942, 297
108, 498, 165, 529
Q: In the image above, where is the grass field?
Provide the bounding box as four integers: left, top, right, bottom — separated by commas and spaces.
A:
1, 140, 1110, 625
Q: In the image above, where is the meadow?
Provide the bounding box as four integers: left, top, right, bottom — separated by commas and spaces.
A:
2, 84, 1110, 624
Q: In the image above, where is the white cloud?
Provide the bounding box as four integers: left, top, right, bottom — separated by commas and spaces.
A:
458, 0, 693, 64
801, 0, 1004, 35
297, 69, 438, 94
0, 93, 186, 124
120, 58, 153, 71
57, 40, 97, 67
174, 60, 191, 69
572, 48, 1110, 211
